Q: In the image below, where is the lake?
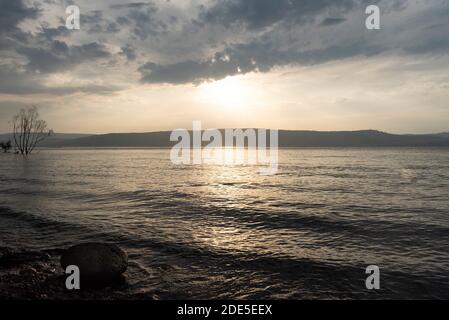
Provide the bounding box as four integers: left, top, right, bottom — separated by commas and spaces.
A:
1, 148, 449, 299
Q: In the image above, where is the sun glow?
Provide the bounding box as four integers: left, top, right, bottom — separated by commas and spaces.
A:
198, 76, 256, 110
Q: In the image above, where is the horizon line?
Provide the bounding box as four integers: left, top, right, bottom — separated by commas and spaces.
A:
1, 129, 449, 136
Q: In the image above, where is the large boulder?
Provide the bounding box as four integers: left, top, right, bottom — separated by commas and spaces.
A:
60, 243, 127, 282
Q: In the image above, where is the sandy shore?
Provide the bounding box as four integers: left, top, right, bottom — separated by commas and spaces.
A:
0, 247, 156, 300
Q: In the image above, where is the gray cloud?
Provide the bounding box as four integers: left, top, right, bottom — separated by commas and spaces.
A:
126, 5, 167, 40
80, 10, 123, 34
38, 26, 71, 40
120, 45, 137, 61
0, 63, 121, 95
0, 1, 121, 96
197, 0, 377, 30
138, 0, 448, 84
139, 36, 385, 84
110, 2, 154, 10
1, 0, 449, 91
0, 0, 40, 33
80, 10, 104, 24
16, 41, 111, 73
320, 17, 347, 26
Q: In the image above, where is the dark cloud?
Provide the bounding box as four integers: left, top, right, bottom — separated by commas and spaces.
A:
320, 17, 347, 26
1, 0, 448, 92
16, 42, 111, 73
0, 1, 120, 96
126, 6, 167, 40
80, 10, 104, 24
116, 16, 131, 26
38, 26, 71, 40
0, 0, 39, 54
0, 0, 39, 33
106, 22, 121, 33
138, 0, 448, 85
110, 2, 154, 10
109, 2, 172, 40
80, 10, 123, 34
405, 37, 449, 55
121, 45, 137, 61
197, 0, 377, 30
139, 36, 385, 84
139, 60, 225, 84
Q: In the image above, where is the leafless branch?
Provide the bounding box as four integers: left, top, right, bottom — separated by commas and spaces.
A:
12, 106, 52, 155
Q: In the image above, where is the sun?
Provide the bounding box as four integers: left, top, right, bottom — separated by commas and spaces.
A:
198, 76, 254, 110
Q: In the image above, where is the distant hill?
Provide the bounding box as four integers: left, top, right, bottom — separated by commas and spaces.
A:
51, 132, 172, 148
436, 132, 449, 138
278, 130, 449, 147
19, 129, 449, 148
0, 133, 93, 147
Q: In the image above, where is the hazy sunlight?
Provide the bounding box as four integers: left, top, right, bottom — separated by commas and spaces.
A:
198, 76, 256, 111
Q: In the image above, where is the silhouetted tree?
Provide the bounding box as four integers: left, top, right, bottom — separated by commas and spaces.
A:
12, 106, 52, 155
0, 140, 12, 153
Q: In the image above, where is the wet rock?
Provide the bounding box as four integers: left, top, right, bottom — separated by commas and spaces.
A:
0, 250, 47, 267
60, 243, 128, 282
20, 267, 37, 277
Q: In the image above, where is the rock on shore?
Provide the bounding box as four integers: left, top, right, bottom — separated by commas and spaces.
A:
61, 243, 128, 282
0, 245, 156, 300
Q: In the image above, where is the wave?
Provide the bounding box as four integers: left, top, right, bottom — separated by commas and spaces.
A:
2, 203, 449, 299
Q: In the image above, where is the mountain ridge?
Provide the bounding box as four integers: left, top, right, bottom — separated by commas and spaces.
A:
2, 129, 445, 148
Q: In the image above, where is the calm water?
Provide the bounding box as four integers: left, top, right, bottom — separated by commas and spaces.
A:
1, 148, 449, 299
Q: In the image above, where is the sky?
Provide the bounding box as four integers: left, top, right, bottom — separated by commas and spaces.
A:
0, 0, 448, 134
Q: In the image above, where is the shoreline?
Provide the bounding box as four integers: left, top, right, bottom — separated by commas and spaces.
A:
0, 246, 156, 300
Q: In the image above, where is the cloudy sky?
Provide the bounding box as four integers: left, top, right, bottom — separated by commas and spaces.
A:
0, 0, 448, 134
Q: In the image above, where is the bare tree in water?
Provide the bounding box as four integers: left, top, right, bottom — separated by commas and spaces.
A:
12, 106, 52, 155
